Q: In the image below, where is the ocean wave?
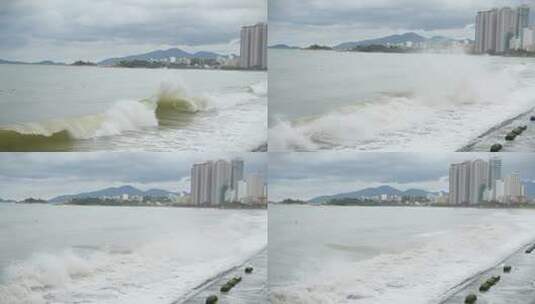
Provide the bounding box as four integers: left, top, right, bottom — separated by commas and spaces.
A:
270, 217, 535, 304
269, 58, 535, 151
0, 80, 265, 150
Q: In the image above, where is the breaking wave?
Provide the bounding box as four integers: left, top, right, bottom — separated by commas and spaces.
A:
269, 55, 535, 151
0, 80, 264, 151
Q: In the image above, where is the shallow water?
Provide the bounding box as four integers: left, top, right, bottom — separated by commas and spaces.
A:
0, 64, 267, 151
268, 50, 535, 151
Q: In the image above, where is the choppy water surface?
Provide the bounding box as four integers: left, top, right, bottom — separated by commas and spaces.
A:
269, 50, 535, 151
269, 205, 535, 304
0, 204, 267, 304
0, 64, 267, 151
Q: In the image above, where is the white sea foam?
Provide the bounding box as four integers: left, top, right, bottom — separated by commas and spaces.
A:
0, 211, 267, 304
271, 211, 535, 304
269, 55, 535, 151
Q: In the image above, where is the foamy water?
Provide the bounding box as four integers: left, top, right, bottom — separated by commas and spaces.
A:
269, 205, 535, 304
0, 64, 267, 151
0, 204, 267, 304
268, 50, 535, 151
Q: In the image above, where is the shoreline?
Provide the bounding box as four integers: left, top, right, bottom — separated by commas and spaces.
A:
272, 203, 535, 210
0, 62, 267, 72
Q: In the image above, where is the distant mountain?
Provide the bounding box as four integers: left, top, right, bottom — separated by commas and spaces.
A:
309, 185, 436, 204
0, 198, 16, 203
335, 32, 427, 50
0, 58, 26, 64
0, 59, 65, 65
269, 44, 300, 50
49, 185, 178, 203
98, 48, 223, 65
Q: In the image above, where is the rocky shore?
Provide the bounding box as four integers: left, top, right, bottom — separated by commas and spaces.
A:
441, 241, 535, 304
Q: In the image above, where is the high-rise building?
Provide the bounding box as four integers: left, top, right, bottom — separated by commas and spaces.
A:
488, 157, 502, 201
475, 5, 530, 54
231, 158, 244, 192
475, 9, 498, 53
240, 23, 268, 69
496, 7, 516, 53
191, 161, 213, 206
469, 159, 489, 204
523, 26, 535, 51
246, 173, 266, 204
504, 173, 524, 203
449, 161, 471, 205
210, 160, 232, 205
515, 5, 530, 42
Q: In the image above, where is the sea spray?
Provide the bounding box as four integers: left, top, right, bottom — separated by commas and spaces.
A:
269, 52, 535, 151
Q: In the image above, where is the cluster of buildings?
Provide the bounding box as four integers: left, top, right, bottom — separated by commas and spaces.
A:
475, 5, 534, 54
190, 158, 267, 206
239, 23, 268, 69
449, 157, 527, 205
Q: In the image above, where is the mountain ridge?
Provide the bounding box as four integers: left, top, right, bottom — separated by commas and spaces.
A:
49, 185, 179, 203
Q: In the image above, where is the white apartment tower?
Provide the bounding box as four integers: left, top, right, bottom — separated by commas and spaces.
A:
240, 23, 268, 69
449, 161, 471, 205
210, 160, 232, 205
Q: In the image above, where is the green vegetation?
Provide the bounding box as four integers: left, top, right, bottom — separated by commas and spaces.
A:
115, 58, 221, 69
305, 44, 333, 50
350, 44, 415, 53
71, 60, 97, 66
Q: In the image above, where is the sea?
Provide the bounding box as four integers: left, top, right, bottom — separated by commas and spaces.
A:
0, 204, 267, 304
269, 204, 535, 304
0, 64, 267, 151
268, 49, 535, 152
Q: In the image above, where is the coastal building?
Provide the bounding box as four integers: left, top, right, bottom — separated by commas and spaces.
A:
496, 7, 516, 53
475, 5, 530, 54
210, 160, 232, 205
469, 159, 489, 204
191, 161, 213, 205
231, 158, 244, 193
488, 157, 502, 201
245, 174, 266, 204
523, 26, 535, 51
240, 23, 268, 69
449, 161, 471, 205
504, 173, 525, 204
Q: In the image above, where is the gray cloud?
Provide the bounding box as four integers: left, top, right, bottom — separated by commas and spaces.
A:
269, 0, 533, 46
269, 153, 535, 201
0, 0, 266, 61
0, 152, 267, 200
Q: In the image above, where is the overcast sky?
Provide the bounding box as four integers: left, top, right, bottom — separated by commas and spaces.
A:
0, 0, 266, 63
269, 153, 535, 201
269, 0, 534, 47
0, 153, 267, 200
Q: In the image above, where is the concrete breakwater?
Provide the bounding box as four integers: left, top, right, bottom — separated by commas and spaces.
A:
460, 108, 535, 152
177, 249, 267, 304
441, 241, 535, 304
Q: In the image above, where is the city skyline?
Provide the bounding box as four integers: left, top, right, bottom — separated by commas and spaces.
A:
0, 153, 266, 200
269, 0, 534, 47
268, 153, 535, 202
0, 0, 266, 63
191, 158, 266, 206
